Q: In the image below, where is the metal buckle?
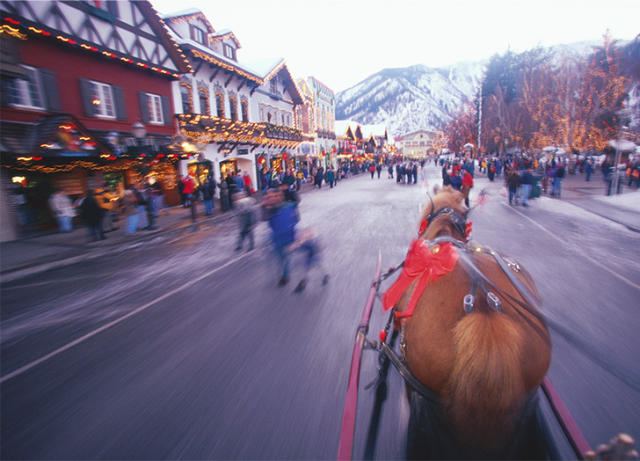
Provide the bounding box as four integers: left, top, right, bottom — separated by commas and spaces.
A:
504, 257, 521, 273
463, 294, 475, 313
487, 292, 502, 312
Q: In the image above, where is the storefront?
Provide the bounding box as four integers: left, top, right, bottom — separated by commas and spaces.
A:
187, 159, 213, 186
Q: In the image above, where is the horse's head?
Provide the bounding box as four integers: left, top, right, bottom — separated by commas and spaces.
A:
418, 186, 468, 241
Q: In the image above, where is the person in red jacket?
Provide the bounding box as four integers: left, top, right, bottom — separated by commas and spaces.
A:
461, 169, 474, 207
181, 175, 197, 222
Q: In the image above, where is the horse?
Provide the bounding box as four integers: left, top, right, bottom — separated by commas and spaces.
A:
382, 186, 552, 459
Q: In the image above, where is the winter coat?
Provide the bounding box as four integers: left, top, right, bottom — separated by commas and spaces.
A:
200, 180, 216, 201
49, 192, 74, 217
79, 194, 104, 224
268, 202, 299, 248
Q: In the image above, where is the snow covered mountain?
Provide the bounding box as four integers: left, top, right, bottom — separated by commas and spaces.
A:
335, 61, 485, 137
335, 40, 614, 138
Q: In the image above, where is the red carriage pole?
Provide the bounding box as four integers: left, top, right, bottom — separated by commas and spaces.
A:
338, 252, 382, 461
541, 377, 592, 458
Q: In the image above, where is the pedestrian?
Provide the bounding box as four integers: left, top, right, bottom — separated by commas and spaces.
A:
94, 187, 117, 232
226, 174, 236, 209
326, 167, 335, 188
370, 163, 375, 179
243, 170, 253, 195
315, 167, 324, 189
200, 175, 216, 215
132, 183, 148, 229
263, 187, 300, 287
79, 189, 106, 241
219, 179, 230, 211
412, 162, 418, 184
376, 163, 382, 179
48, 188, 74, 232
396, 163, 401, 183
235, 191, 257, 251
234, 171, 245, 196
519, 168, 534, 207
388, 165, 394, 179
506, 168, 520, 205
584, 158, 593, 182
552, 163, 565, 198
142, 181, 157, 230
449, 168, 462, 191
181, 174, 197, 221
122, 188, 139, 235
461, 169, 474, 208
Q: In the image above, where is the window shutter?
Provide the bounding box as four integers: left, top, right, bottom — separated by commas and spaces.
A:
79, 78, 95, 116
138, 91, 150, 123
161, 95, 172, 126
39, 69, 61, 112
113, 85, 127, 120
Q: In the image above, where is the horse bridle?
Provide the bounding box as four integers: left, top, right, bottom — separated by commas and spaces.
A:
420, 195, 470, 239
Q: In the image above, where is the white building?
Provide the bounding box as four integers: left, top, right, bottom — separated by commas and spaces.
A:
308, 77, 336, 166
162, 9, 303, 188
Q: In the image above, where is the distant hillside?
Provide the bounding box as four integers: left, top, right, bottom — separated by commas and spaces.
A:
335, 40, 610, 138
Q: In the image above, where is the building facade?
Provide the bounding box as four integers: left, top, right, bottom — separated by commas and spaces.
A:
0, 0, 191, 241
308, 77, 336, 168
163, 9, 304, 189
395, 130, 438, 158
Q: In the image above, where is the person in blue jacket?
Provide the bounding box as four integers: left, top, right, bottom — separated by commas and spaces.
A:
264, 187, 300, 287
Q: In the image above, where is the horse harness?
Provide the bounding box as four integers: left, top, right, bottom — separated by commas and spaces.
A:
372, 210, 543, 403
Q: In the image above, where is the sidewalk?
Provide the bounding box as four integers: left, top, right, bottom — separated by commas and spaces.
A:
555, 171, 640, 233
0, 177, 336, 282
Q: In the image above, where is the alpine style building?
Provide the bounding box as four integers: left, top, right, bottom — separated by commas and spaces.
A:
0, 0, 191, 240
163, 8, 305, 188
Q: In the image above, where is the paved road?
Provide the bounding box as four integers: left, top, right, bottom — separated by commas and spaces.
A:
2, 166, 639, 459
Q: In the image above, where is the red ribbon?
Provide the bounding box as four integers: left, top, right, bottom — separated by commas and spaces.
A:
382, 239, 458, 319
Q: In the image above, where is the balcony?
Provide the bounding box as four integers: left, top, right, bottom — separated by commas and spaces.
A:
177, 114, 305, 148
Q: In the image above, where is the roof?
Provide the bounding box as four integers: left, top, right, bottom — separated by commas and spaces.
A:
308, 76, 334, 94
334, 120, 361, 138
361, 124, 387, 138
168, 27, 263, 84
209, 29, 241, 48
243, 58, 285, 79
161, 8, 215, 34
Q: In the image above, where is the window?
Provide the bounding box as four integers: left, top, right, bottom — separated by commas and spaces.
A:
4, 65, 44, 109
198, 88, 209, 115
241, 99, 249, 122
229, 96, 237, 121
267, 112, 272, 123
91, 80, 116, 118
223, 44, 235, 60
215, 93, 225, 118
146, 93, 164, 124
270, 78, 277, 95
180, 83, 192, 113
259, 106, 265, 122
191, 25, 206, 45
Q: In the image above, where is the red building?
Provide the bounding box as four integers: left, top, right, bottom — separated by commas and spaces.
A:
0, 0, 191, 240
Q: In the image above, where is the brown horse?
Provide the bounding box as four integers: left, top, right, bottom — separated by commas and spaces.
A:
384, 186, 551, 458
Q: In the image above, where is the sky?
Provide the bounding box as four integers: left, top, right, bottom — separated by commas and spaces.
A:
150, 0, 639, 93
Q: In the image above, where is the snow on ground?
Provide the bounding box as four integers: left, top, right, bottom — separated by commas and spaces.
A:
592, 190, 640, 212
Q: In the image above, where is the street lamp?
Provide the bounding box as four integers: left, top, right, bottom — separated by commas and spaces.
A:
132, 121, 146, 141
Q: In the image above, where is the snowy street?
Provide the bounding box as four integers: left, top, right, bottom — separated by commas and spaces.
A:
1, 164, 638, 459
